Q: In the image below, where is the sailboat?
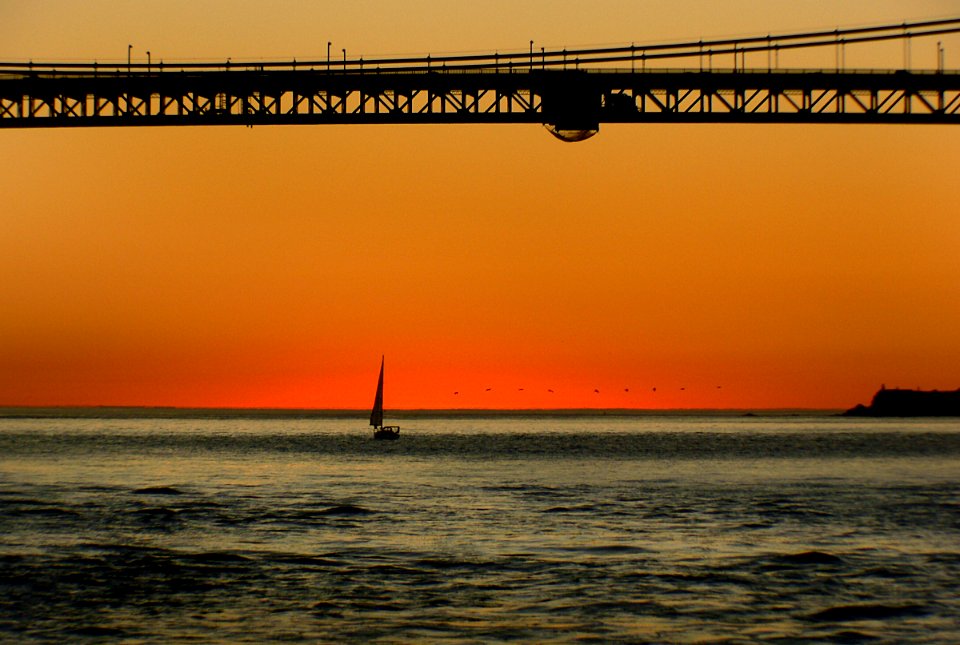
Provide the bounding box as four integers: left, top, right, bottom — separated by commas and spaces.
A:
370, 356, 400, 440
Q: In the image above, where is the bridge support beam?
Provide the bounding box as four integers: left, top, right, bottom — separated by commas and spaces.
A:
2, 68, 959, 130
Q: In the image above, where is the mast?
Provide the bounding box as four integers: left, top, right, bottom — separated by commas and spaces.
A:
370, 356, 384, 429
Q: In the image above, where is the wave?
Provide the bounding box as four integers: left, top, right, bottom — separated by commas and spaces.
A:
774, 551, 847, 566
543, 503, 605, 513
69, 625, 130, 638
132, 486, 184, 495
3, 506, 81, 519
316, 504, 375, 517
806, 603, 930, 622
130, 506, 180, 519
180, 551, 252, 564
5, 429, 960, 460
567, 544, 650, 555
1, 535, 954, 642
267, 554, 341, 567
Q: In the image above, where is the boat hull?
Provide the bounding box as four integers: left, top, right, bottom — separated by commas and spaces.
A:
373, 426, 400, 440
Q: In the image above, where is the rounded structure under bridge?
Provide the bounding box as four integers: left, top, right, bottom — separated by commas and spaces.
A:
543, 124, 599, 142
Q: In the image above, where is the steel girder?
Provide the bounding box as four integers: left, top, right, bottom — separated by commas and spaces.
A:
1, 69, 958, 129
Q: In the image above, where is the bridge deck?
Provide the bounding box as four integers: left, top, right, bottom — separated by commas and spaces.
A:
2, 67, 959, 129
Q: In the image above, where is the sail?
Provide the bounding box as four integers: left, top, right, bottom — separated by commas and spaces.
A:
369, 356, 384, 428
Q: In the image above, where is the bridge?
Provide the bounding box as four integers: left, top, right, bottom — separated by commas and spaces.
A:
2, 18, 959, 140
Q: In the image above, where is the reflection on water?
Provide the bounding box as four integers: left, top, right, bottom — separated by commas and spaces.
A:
1, 415, 959, 641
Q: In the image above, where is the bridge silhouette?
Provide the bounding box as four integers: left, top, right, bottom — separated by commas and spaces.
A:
2, 18, 959, 140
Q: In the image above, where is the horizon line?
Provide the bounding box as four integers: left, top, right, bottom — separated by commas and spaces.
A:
0, 405, 844, 419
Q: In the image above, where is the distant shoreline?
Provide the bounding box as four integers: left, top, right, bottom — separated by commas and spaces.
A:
0, 406, 841, 420
843, 387, 960, 417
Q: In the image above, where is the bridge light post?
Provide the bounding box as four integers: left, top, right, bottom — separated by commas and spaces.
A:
147, 50, 151, 73
127, 44, 131, 75
342, 49, 346, 71
834, 29, 838, 72
530, 40, 533, 71
903, 24, 911, 70
327, 42, 331, 71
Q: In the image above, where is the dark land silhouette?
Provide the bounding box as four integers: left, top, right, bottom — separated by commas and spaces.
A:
844, 387, 960, 417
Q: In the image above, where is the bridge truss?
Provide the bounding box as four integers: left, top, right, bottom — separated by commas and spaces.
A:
2, 18, 959, 136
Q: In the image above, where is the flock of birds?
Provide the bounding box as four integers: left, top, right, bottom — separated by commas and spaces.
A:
451, 386, 723, 395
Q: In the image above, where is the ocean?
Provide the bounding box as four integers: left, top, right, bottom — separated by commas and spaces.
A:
1, 412, 958, 642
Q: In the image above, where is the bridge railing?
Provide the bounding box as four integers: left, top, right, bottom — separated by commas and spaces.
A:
2, 67, 958, 81
2, 16, 958, 77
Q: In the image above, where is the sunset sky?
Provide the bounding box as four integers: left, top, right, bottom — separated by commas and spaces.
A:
2, 1, 959, 410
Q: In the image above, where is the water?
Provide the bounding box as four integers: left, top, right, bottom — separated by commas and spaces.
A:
2, 413, 959, 642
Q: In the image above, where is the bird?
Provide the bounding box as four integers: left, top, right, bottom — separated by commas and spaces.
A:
454, 391, 459, 395
485, 388, 492, 392
594, 389, 600, 394
624, 388, 630, 393
547, 389, 554, 393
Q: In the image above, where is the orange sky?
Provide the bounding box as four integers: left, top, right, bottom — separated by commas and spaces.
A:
2, 1, 959, 409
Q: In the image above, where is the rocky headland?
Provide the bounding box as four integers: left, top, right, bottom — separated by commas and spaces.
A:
843, 387, 960, 417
